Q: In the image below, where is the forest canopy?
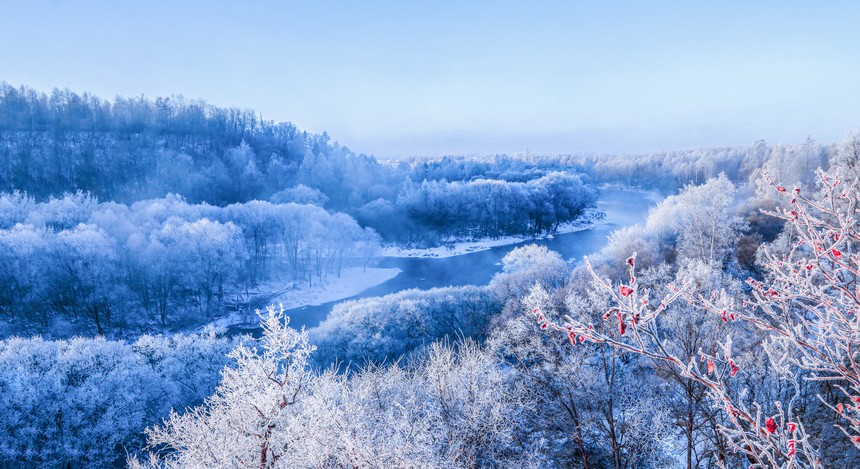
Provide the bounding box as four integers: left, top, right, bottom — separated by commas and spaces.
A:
3, 83, 860, 467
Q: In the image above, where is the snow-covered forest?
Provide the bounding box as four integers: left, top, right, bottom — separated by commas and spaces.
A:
1, 80, 859, 468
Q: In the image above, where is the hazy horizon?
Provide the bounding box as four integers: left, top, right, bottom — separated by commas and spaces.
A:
3, 1, 858, 158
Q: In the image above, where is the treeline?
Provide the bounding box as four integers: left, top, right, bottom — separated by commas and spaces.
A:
357, 172, 595, 243
0, 191, 378, 336
399, 135, 840, 195
312, 286, 501, 367
0, 84, 329, 204
0, 84, 599, 247
3, 83, 848, 248
0, 83, 405, 221
555, 137, 832, 192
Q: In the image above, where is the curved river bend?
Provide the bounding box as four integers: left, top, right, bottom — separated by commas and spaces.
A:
233, 188, 662, 334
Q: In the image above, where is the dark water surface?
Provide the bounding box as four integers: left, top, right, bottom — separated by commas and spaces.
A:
231, 188, 662, 335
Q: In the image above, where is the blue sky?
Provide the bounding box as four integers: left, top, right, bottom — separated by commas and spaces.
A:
1, 1, 858, 158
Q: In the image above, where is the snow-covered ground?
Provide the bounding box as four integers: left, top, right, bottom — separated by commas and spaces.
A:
380, 208, 606, 259
271, 267, 401, 310
209, 266, 401, 329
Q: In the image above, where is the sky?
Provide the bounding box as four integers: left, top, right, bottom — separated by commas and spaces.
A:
1, 1, 859, 158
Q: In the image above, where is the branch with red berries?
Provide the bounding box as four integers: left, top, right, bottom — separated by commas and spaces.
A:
528, 252, 819, 468
692, 171, 860, 450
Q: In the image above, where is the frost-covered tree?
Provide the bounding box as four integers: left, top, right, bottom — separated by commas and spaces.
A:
0, 329, 236, 467
645, 174, 746, 265
294, 340, 533, 468
25, 191, 99, 230
135, 307, 314, 467
0, 190, 34, 228
160, 218, 248, 317
225, 200, 282, 285
489, 290, 675, 468
829, 129, 860, 181
755, 139, 826, 195
489, 244, 569, 299
269, 184, 328, 206
48, 223, 122, 335
533, 169, 860, 467
312, 286, 501, 367
133, 306, 533, 468
0, 223, 48, 321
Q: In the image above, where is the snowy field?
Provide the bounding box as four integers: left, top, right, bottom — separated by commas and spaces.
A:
380, 207, 606, 258
209, 266, 401, 329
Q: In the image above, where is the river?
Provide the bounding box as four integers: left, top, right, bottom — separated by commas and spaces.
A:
230, 187, 662, 335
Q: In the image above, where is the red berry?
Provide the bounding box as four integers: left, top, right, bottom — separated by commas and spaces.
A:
766, 417, 777, 434
619, 285, 633, 297
777, 185, 786, 192
707, 359, 715, 375
833, 248, 843, 258
730, 360, 739, 376
727, 405, 739, 417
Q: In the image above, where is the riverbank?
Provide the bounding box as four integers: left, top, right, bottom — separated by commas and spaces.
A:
210, 266, 402, 330
226, 188, 661, 335
380, 207, 606, 259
